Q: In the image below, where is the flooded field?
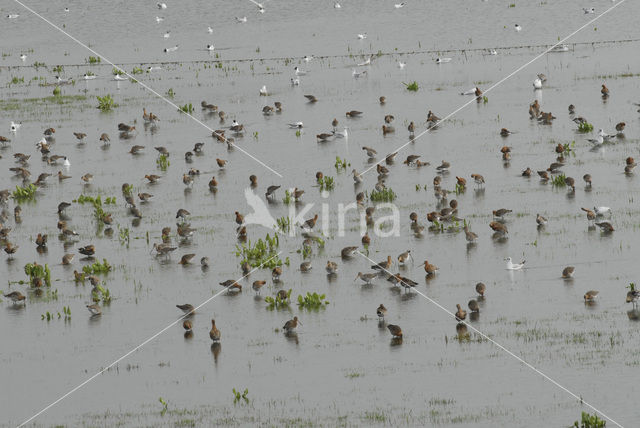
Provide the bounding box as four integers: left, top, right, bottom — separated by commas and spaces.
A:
1, 0, 640, 426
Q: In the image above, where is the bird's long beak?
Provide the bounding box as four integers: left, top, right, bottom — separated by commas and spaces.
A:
353, 274, 359, 282
298, 320, 302, 326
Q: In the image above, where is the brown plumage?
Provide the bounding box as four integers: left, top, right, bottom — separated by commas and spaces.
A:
490, 221, 508, 234
209, 319, 221, 341
283, 316, 301, 332
387, 324, 402, 338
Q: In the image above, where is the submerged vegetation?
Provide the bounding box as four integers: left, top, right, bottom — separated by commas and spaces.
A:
12, 184, 37, 202
156, 154, 170, 171
577, 122, 594, 133
96, 94, 116, 111
404, 81, 419, 91
297, 292, 329, 309
369, 187, 397, 202
82, 259, 113, 275
572, 412, 606, 428
235, 234, 289, 269
265, 289, 291, 310
334, 156, 350, 172
24, 262, 52, 287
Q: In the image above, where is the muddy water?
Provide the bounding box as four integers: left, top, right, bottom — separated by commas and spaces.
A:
1, 0, 640, 426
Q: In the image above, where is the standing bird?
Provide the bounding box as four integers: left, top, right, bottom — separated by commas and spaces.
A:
583, 290, 599, 302
209, 319, 221, 341
283, 316, 301, 333
562, 266, 575, 278
86, 304, 102, 316
387, 324, 402, 338
601, 84, 609, 97
5, 291, 26, 305
471, 174, 485, 187
376, 304, 387, 320
455, 304, 467, 321
536, 213, 548, 226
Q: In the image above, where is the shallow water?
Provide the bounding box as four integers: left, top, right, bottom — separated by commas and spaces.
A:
2, 0, 640, 426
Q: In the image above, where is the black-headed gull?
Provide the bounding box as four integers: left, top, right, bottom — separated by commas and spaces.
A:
303, 55, 314, 62
334, 2, 341, 8
113, 74, 127, 81
352, 69, 367, 78
157, 3, 167, 9
164, 45, 179, 53
594, 206, 611, 216
207, 26, 213, 33
394, 3, 405, 8
514, 24, 522, 32
10, 121, 21, 132
435, 57, 451, 64
206, 44, 215, 51
164, 31, 171, 38
259, 85, 268, 96
357, 33, 367, 39
19, 54, 26, 61
83, 73, 96, 80
294, 67, 307, 76
583, 7, 595, 14
236, 16, 247, 23
598, 129, 615, 142
156, 16, 164, 23
505, 257, 525, 270
586, 135, 604, 146
398, 61, 406, 69
290, 77, 300, 86
357, 56, 372, 66
333, 127, 348, 138
288, 122, 304, 129
7, 13, 19, 19
533, 77, 542, 89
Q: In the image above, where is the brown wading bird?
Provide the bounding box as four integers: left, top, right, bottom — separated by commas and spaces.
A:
326, 261, 338, 274
176, 303, 195, 315
283, 316, 301, 333
209, 319, 221, 341
475, 283, 486, 297
376, 304, 387, 320
5, 291, 26, 305
490, 221, 508, 235
562, 266, 575, 278
421, 260, 438, 275
387, 324, 402, 338
78, 245, 95, 257
220, 279, 242, 292
584, 290, 599, 302
179, 253, 196, 265
455, 304, 467, 321
371, 255, 392, 271
252, 280, 266, 294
